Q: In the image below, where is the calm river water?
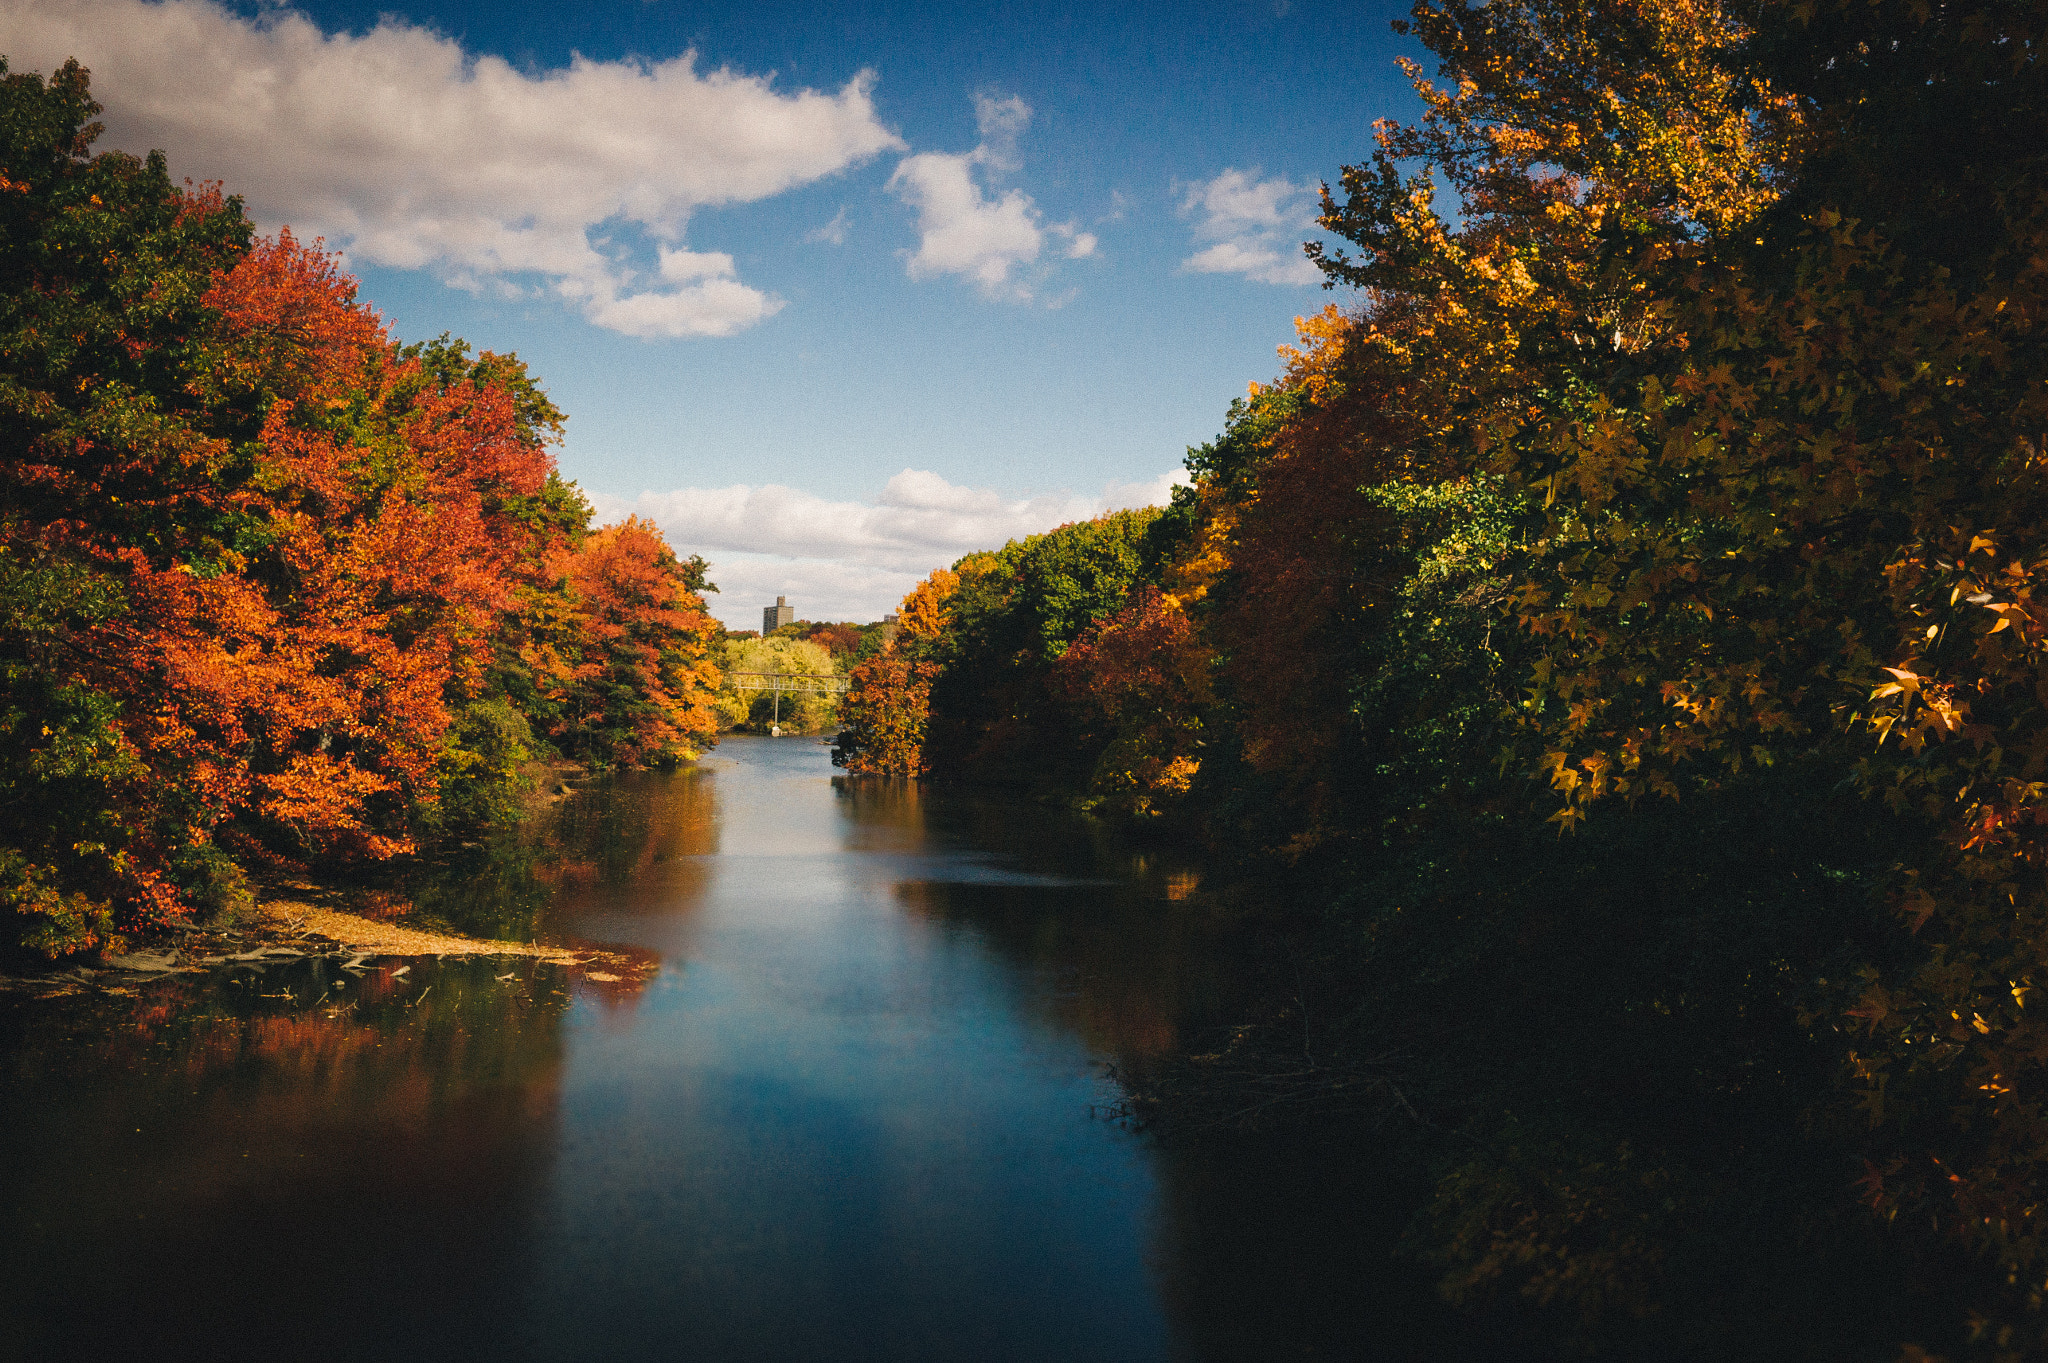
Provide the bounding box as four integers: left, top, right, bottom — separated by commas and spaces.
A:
0, 737, 1479, 1362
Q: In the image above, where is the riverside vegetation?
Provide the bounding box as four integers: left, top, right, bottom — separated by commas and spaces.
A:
0, 59, 722, 960
712, 617, 886, 735
13, 0, 2048, 1355
830, 1, 2048, 1357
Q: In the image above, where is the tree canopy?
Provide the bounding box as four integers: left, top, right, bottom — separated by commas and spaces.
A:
0, 59, 719, 955
836, 1, 2048, 1351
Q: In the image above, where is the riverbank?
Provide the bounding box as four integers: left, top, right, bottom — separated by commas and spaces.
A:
0, 879, 655, 1000
247, 893, 586, 960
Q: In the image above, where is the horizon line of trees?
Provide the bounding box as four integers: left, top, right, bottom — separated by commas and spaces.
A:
713, 616, 892, 733
0, 58, 722, 958
834, 0, 2048, 1354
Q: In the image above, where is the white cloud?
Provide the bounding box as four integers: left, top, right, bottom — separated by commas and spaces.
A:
657, 247, 737, 283
594, 467, 1190, 627
969, 91, 1031, 170
886, 92, 1090, 300
0, 0, 903, 336
585, 276, 782, 339
890, 151, 1043, 293
1101, 470, 1190, 512
1058, 226, 1099, 259
804, 207, 849, 246
1178, 167, 1323, 286
685, 555, 923, 629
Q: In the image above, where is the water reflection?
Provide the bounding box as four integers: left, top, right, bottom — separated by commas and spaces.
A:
397, 762, 722, 948
0, 737, 1440, 1362
0, 957, 576, 1359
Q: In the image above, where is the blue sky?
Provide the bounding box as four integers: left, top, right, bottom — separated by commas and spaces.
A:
2, 0, 1424, 622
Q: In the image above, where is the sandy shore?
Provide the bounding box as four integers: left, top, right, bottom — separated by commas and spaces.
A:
252, 897, 583, 962
0, 892, 643, 999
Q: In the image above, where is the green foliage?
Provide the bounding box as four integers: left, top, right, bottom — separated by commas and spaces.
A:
0, 59, 251, 953
164, 839, 253, 927
434, 694, 537, 833
0, 846, 116, 956
1346, 476, 1529, 824
500, 470, 594, 549
999, 507, 1160, 661
918, 508, 1164, 782
1184, 389, 1303, 496
398, 332, 567, 448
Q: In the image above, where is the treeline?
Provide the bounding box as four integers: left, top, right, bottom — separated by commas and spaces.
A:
0, 62, 720, 957
715, 617, 888, 734
837, 0, 2048, 1355
834, 507, 1177, 791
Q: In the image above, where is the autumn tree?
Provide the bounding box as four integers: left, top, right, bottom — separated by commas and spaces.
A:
540, 518, 721, 768
1046, 586, 1210, 817
0, 58, 722, 954
1268, 0, 2048, 1345
831, 565, 956, 775
718, 634, 837, 733
832, 653, 940, 776
920, 511, 1162, 782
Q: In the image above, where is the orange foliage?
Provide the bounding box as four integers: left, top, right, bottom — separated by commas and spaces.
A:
101, 230, 556, 862
202, 227, 387, 403
548, 517, 721, 765
0, 67, 726, 958
835, 655, 939, 776
833, 566, 964, 775
1051, 586, 1210, 815
897, 567, 959, 639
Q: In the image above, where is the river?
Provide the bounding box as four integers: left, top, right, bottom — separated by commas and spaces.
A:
0, 736, 1481, 1362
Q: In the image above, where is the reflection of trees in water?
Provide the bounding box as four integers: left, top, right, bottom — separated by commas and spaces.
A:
892, 879, 1208, 1063
845, 776, 1414, 1361
406, 768, 723, 936
842, 775, 1228, 1066
542, 767, 720, 919
832, 775, 1188, 886
934, 796, 1130, 874
407, 827, 564, 940
0, 959, 580, 1355
829, 773, 923, 838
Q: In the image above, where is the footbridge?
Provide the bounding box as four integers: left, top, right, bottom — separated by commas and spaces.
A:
726, 671, 850, 695
727, 670, 850, 731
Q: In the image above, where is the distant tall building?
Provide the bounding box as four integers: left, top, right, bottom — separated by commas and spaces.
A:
763, 595, 795, 634
881, 612, 900, 646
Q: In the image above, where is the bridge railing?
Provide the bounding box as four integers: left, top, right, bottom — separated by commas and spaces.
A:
725, 671, 850, 694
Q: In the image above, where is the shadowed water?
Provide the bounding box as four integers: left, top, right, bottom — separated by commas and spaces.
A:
0, 737, 1474, 1363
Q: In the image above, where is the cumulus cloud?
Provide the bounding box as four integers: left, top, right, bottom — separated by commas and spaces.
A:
887, 92, 1092, 299
677, 555, 925, 631
0, 0, 903, 336
890, 152, 1042, 293
594, 467, 1189, 626
1178, 167, 1323, 286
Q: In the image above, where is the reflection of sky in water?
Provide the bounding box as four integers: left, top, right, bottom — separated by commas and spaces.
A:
529, 737, 1166, 1360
